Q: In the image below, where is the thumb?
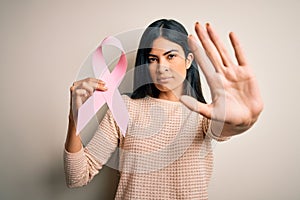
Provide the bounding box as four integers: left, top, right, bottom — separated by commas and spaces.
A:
180, 95, 212, 119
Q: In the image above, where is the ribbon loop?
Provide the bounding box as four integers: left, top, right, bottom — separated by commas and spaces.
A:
76, 36, 129, 137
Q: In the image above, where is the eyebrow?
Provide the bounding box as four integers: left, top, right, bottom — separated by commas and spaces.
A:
148, 49, 179, 57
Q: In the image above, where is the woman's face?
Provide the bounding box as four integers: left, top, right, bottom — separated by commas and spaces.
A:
148, 37, 193, 99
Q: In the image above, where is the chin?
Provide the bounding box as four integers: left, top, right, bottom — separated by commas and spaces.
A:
155, 85, 170, 92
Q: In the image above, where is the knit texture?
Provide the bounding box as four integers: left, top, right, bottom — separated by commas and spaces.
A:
64, 95, 229, 199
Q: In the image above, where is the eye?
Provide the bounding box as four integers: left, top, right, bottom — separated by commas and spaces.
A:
167, 54, 176, 60
148, 57, 158, 63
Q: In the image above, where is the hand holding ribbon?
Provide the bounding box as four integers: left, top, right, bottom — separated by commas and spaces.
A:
75, 36, 129, 137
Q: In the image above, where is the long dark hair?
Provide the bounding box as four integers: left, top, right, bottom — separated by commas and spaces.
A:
131, 19, 206, 103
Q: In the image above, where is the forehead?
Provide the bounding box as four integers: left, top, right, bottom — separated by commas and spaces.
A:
150, 37, 184, 53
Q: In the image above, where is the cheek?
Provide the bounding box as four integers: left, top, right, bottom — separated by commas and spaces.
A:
148, 65, 157, 81
172, 63, 187, 80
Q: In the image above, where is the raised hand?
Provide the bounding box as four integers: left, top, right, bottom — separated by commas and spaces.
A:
69, 78, 107, 122
180, 22, 263, 136
66, 78, 107, 153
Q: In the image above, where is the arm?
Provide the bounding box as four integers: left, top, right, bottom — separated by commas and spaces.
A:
180, 22, 263, 138
64, 110, 82, 153
64, 78, 119, 188
65, 78, 107, 153
64, 109, 120, 188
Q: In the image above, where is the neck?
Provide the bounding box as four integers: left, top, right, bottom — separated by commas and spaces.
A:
158, 86, 183, 102
158, 93, 179, 101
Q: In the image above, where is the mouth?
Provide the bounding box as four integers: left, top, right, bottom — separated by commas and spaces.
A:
157, 77, 173, 84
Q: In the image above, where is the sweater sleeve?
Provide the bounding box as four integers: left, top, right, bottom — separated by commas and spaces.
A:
202, 117, 231, 142
64, 109, 121, 188
63, 147, 102, 188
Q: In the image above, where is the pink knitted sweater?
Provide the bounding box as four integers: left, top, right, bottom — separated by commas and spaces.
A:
64, 95, 228, 199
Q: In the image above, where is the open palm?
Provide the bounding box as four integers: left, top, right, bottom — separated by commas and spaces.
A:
181, 22, 263, 134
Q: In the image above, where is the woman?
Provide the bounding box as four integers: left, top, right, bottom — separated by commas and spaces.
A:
64, 19, 263, 199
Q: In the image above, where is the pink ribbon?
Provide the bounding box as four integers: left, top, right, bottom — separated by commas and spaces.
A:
76, 36, 129, 137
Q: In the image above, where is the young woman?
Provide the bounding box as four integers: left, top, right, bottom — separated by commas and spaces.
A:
64, 19, 263, 199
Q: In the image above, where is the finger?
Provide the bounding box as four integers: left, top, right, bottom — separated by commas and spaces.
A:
96, 80, 108, 91
74, 88, 88, 96
229, 32, 248, 66
180, 95, 212, 119
75, 82, 94, 96
70, 85, 75, 92
95, 78, 106, 87
73, 78, 106, 88
85, 80, 108, 93
72, 89, 90, 107
194, 22, 223, 72
188, 35, 216, 85
206, 23, 234, 67
74, 78, 107, 93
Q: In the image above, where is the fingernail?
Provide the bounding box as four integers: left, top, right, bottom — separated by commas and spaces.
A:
188, 35, 195, 43
206, 22, 210, 27
98, 79, 105, 84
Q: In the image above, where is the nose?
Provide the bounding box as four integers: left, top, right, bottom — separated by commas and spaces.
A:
157, 59, 169, 73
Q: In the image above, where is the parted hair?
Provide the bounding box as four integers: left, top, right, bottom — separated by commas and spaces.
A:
131, 19, 206, 104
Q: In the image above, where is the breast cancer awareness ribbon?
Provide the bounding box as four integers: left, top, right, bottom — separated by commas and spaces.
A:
76, 36, 129, 137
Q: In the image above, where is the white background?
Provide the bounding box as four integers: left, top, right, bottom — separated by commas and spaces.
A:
0, 0, 299, 199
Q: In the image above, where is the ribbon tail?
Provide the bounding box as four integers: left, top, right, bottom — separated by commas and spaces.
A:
106, 90, 129, 137
76, 94, 105, 135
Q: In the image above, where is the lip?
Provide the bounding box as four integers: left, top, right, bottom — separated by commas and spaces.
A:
157, 77, 173, 83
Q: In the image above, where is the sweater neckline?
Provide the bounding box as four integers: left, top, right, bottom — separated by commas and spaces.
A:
146, 96, 183, 105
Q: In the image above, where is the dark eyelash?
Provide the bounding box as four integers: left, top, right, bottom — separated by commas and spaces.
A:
168, 54, 176, 58
148, 57, 157, 62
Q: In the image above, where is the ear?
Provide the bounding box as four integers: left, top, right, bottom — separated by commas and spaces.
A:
185, 53, 194, 69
